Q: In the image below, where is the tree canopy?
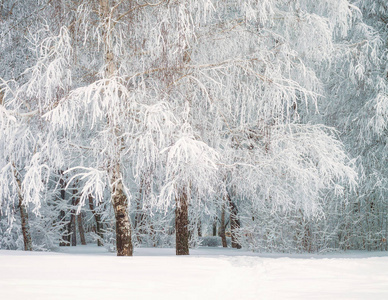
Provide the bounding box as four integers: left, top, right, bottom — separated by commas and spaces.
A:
0, 0, 386, 254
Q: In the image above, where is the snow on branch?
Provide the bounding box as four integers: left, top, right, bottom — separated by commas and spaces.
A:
130, 101, 177, 178
160, 124, 220, 207
64, 167, 108, 213
0, 104, 16, 140
229, 124, 357, 216
367, 79, 388, 136
0, 163, 17, 214
22, 153, 50, 214
21, 26, 72, 111
44, 76, 135, 131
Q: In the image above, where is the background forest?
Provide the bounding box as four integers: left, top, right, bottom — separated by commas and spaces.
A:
0, 0, 387, 255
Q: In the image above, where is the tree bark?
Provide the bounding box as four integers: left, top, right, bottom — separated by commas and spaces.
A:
134, 179, 144, 244
77, 212, 86, 245
88, 195, 104, 246
197, 219, 202, 237
227, 193, 241, 249
70, 186, 77, 246
220, 203, 227, 248
19, 197, 33, 251
59, 175, 69, 246
175, 190, 189, 255
14, 167, 32, 251
66, 213, 72, 245
100, 0, 116, 76
111, 164, 133, 256
59, 210, 69, 246
134, 182, 143, 230
212, 220, 217, 236
100, 0, 133, 256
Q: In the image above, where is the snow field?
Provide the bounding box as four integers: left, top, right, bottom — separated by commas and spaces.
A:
1, 246, 388, 299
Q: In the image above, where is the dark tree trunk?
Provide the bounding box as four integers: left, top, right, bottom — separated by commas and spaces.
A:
70, 212, 77, 246
134, 195, 142, 230
134, 180, 144, 244
212, 220, 217, 236
197, 219, 202, 237
70, 186, 77, 246
220, 204, 227, 248
227, 193, 241, 249
66, 214, 72, 245
77, 212, 86, 245
88, 195, 104, 246
19, 198, 32, 251
59, 210, 69, 246
59, 175, 69, 246
111, 165, 133, 256
14, 167, 32, 251
175, 190, 189, 255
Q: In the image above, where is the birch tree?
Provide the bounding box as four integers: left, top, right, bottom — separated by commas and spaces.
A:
1, 0, 380, 255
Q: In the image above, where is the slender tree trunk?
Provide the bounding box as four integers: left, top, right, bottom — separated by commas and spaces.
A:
111, 163, 133, 256
134, 200, 144, 244
134, 179, 144, 244
227, 193, 241, 249
111, 186, 133, 255
77, 212, 86, 245
70, 212, 77, 246
134, 182, 143, 230
19, 198, 33, 251
14, 167, 32, 251
100, 0, 133, 256
220, 204, 227, 248
66, 214, 72, 245
175, 189, 189, 255
212, 220, 217, 236
59, 175, 69, 246
100, 0, 116, 76
88, 195, 104, 246
70, 185, 77, 246
59, 210, 69, 246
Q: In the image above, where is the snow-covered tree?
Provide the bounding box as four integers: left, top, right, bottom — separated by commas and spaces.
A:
2, 0, 384, 256
318, 0, 388, 250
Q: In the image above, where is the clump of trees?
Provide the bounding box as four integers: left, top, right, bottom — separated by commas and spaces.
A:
0, 0, 386, 255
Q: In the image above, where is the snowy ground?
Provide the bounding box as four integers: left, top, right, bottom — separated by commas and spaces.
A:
1, 245, 388, 299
